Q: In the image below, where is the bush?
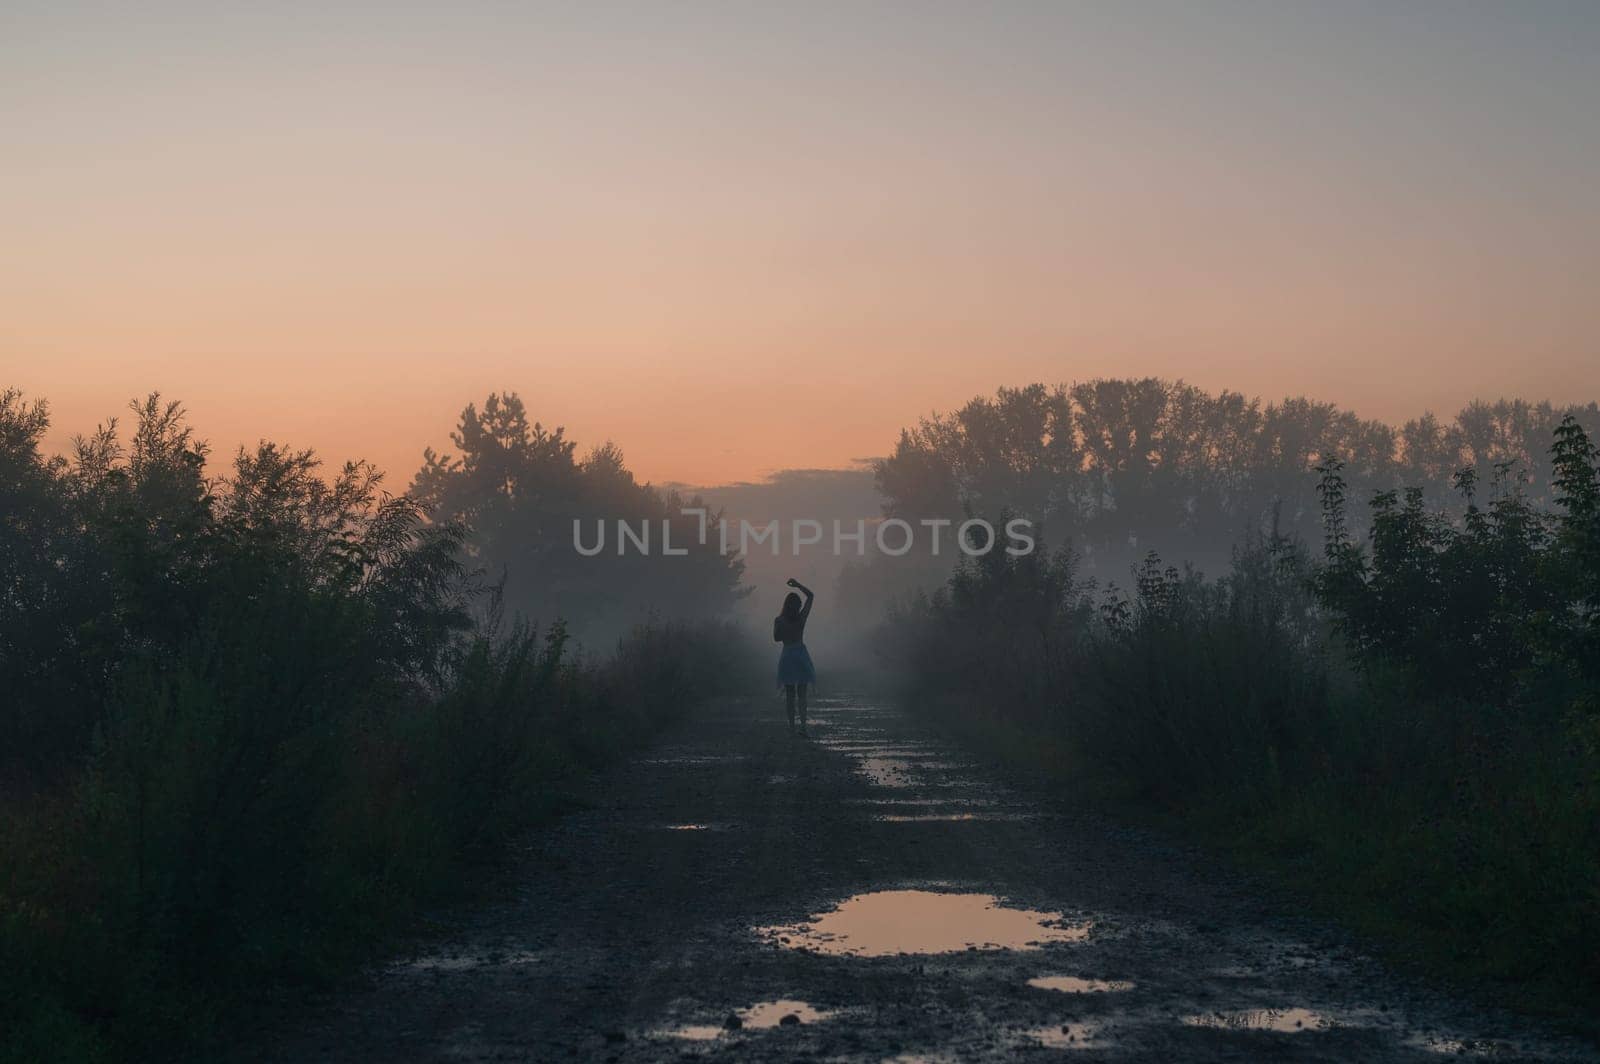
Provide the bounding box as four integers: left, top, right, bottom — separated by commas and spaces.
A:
876, 417, 1600, 1015
0, 393, 754, 1059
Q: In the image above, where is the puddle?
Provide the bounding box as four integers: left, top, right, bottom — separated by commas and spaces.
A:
1182, 1007, 1331, 1032
658, 999, 832, 1040
739, 999, 831, 1028
858, 758, 920, 787
874, 812, 1024, 823
756, 890, 1090, 956
398, 950, 541, 971
1028, 975, 1135, 993
659, 822, 729, 832
856, 759, 972, 788
1028, 1021, 1107, 1049
1277, 953, 1332, 970
823, 744, 942, 757
848, 797, 997, 807
1407, 1034, 1514, 1056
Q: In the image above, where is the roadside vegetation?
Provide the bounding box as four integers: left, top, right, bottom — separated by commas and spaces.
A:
0, 390, 756, 1061
876, 404, 1600, 1023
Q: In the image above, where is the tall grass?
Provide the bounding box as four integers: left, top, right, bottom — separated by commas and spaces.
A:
1, 619, 749, 1061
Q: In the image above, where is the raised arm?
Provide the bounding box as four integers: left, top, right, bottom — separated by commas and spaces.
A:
787, 578, 815, 618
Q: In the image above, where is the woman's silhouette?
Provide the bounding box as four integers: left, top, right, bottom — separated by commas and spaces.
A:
774, 578, 816, 734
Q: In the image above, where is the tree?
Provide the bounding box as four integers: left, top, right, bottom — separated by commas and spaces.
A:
412, 392, 746, 645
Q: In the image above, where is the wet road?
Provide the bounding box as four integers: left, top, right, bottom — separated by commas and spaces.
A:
249, 695, 1597, 1062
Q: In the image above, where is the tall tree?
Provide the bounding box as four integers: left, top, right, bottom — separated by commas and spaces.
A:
413, 392, 746, 644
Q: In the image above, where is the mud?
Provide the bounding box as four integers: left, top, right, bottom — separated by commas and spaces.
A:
243, 695, 1598, 1062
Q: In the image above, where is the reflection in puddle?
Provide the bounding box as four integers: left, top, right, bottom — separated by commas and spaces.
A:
825, 746, 942, 758
638, 755, 744, 765
1028, 975, 1134, 993
757, 890, 1090, 956
660, 822, 728, 831
740, 999, 831, 1028
875, 812, 1024, 822
1029, 1021, 1106, 1049
1183, 1007, 1330, 1032
1207, 965, 1258, 978
659, 999, 832, 1040
398, 950, 540, 971
1408, 1035, 1507, 1056
849, 797, 997, 807
856, 759, 970, 788
858, 758, 919, 787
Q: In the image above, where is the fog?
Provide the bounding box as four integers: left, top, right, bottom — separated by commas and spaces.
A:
7, 373, 1600, 1055
386, 378, 1600, 672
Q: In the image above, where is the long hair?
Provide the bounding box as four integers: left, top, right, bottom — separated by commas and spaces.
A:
780, 591, 803, 619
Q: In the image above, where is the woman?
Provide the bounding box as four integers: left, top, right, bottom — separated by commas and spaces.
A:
774, 577, 816, 734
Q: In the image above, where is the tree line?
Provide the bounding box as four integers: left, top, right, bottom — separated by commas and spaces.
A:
873, 378, 1600, 573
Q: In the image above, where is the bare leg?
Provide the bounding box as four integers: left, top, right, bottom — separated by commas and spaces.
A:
784, 684, 796, 730
798, 683, 808, 733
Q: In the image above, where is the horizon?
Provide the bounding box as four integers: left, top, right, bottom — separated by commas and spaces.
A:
13, 380, 1598, 494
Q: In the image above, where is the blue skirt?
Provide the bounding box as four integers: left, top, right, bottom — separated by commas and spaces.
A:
777, 642, 816, 688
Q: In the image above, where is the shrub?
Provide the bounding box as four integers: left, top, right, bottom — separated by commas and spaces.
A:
0, 393, 754, 1059
876, 417, 1600, 1012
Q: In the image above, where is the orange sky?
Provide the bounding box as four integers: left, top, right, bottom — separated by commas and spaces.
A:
4, 3, 1597, 487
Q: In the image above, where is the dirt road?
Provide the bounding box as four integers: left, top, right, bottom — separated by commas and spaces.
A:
248, 694, 1596, 1062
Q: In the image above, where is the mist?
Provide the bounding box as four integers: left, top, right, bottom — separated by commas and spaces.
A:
6, 1, 1600, 1058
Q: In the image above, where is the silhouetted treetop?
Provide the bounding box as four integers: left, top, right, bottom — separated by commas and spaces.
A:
874, 378, 1598, 574
412, 392, 746, 644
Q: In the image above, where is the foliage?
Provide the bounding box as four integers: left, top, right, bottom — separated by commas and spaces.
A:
877, 415, 1600, 1014
411, 392, 747, 645
869, 379, 1600, 587
1314, 458, 1559, 700
0, 391, 754, 1060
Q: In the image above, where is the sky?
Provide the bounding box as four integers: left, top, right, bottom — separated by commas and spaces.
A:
4, 1, 1597, 486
